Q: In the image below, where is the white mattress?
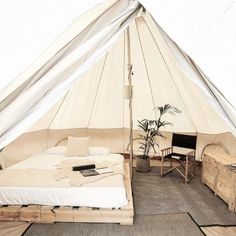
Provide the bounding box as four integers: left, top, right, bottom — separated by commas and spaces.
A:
0, 147, 128, 208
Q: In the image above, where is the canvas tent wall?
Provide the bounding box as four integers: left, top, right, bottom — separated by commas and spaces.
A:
0, 0, 236, 168
140, 0, 236, 108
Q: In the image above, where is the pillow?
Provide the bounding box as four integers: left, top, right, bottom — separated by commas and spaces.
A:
44, 146, 66, 154
65, 136, 90, 157
88, 146, 110, 155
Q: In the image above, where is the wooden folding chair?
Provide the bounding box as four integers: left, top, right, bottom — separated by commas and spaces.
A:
160, 133, 197, 184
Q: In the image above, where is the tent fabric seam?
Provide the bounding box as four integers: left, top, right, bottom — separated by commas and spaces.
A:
135, 18, 157, 120
144, 15, 197, 132
87, 52, 109, 128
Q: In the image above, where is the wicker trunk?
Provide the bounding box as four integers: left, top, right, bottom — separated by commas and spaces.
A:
201, 151, 236, 212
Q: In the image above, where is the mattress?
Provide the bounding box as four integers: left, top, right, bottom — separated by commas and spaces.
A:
0, 147, 128, 208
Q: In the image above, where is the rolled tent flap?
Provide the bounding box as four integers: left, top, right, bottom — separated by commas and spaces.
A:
0, 0, 236, 153
0, 0, 142, 149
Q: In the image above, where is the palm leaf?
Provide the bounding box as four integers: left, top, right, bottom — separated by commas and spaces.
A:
136, 104, 180, 157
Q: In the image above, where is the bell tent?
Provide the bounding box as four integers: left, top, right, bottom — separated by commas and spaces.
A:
0, 0, 236, 168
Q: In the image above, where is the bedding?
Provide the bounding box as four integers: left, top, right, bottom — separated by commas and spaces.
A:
0, 147, 127, 208
88, 146, 110, 155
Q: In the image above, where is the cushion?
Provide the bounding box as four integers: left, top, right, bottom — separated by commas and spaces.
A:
65, 136, 90, 157
88, 146, 110, 155
44, 146, 66, 154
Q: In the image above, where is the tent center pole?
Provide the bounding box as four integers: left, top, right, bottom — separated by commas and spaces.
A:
127, 26, 133, 178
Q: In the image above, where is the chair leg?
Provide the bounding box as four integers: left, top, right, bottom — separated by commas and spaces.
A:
184, 157, 189, 184
192, 158, 195, 176
161, 155, 164, 176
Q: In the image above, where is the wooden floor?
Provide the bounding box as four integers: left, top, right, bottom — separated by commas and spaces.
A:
0, 222, 30, 236
201, 226, 236, 236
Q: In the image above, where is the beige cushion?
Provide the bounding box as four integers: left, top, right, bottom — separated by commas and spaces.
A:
65, 136, 90, 157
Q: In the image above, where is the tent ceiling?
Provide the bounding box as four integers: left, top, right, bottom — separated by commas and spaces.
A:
140, 0, 236, 108
29, 13, 235, 135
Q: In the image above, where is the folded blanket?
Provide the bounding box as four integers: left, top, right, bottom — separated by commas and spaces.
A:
54, 159, 124, 187
0, 159, 124, 188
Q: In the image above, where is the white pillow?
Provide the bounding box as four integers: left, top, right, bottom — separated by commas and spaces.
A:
44, 146, 66, 154
65, 136, 90, 157
88, 146, 110, 155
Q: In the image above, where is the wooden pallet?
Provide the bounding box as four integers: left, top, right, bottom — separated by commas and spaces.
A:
0, 163, 134, 225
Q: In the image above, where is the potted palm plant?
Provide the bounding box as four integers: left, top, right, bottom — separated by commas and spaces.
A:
136, 104, 181, 172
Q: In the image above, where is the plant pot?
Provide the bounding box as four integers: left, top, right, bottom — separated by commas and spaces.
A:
136, 155, 150, 172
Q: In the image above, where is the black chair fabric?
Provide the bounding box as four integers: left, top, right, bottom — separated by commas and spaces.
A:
171, 133, 197, 150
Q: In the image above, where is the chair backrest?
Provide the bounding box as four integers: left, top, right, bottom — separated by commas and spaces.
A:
171, 133, 197, 150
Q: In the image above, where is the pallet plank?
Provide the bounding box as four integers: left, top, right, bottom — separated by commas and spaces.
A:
20, 205, 41, 222
40, 206, 55, 222
0, 205, 21, 221
54, 206, 73, 222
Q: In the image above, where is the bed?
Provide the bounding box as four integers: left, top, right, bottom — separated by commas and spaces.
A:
0, 146, 133, 225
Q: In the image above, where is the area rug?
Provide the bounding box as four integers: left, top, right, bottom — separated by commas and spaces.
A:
24, 213, 204, 236
133, 166, 236, 225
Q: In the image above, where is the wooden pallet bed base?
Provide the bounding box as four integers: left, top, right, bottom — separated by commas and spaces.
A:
0, 163, 134, 225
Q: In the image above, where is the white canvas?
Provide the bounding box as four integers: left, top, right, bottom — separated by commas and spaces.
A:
0, 0, 235, 164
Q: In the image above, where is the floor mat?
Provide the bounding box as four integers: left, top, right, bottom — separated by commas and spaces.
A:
24, 213, 204, 236
133, 166, 236, 225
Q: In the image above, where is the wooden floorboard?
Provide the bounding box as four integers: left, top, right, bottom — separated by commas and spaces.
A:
201, 226, 236, 236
